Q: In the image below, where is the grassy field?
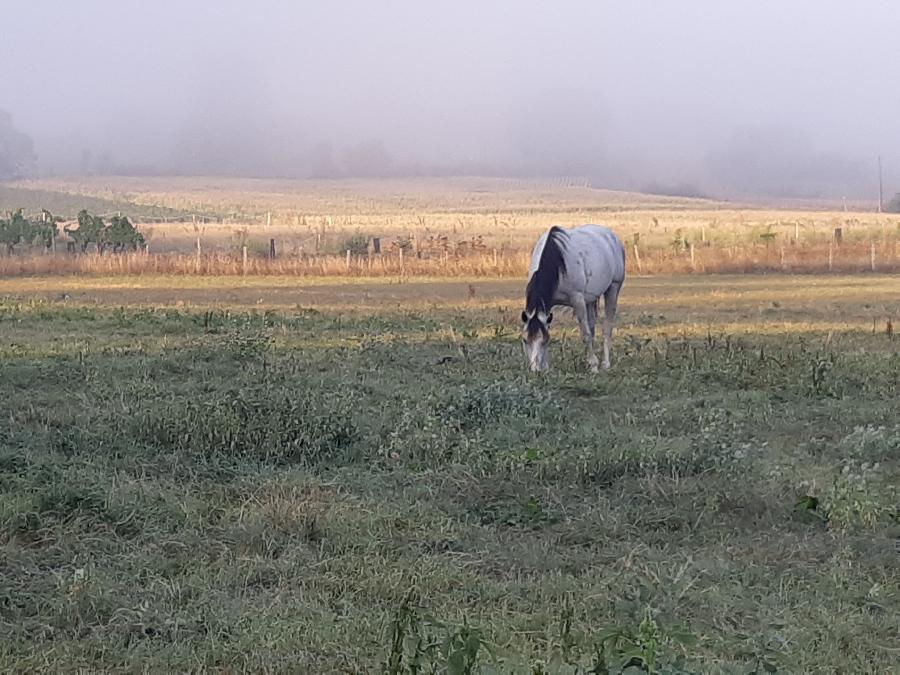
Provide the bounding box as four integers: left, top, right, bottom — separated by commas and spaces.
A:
4, 176, 900, 278
1, 273, 898, 672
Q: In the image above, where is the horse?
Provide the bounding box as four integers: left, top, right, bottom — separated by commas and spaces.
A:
521, 224, 625, 373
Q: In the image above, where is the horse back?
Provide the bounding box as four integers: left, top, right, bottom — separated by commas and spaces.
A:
566, 225, 625, 288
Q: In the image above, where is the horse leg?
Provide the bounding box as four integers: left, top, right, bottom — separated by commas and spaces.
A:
573, 295, 599, 373
601, 282, 622, 370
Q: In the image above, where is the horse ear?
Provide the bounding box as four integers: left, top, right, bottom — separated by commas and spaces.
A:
521, 311, 528, 323
546, 312, 553, 325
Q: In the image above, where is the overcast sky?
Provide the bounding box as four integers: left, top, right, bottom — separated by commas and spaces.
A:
3, 1, 899, 197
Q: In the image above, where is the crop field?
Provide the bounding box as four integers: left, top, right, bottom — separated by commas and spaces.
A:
1, 270, 898, 672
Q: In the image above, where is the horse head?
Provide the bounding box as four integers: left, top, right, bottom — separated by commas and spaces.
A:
521, 309, 552, 372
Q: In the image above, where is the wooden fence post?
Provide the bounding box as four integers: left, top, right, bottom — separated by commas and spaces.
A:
242, 245, 248, 276
689, 243, 696, 271
633, 244, 642, 273
372, 237, 381, 254
833, 227, 843, 244
399, 246, 404, 275
196, 235, 202, 272
345, 249, 351, 270
870, 241, 876, 272
269, 238, 276, 259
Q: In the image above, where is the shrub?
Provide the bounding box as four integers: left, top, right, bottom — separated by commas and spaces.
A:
340, 232, 370, 256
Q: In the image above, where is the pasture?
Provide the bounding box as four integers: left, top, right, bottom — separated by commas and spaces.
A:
1, 272, 898, 672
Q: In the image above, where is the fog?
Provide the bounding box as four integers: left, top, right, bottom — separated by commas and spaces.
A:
3, 1, 899, 199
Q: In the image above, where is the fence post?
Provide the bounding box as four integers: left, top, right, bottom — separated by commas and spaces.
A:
196, 235, 202, 272
399, 246, 404, 276
269, 238, 276, 259
833, 227, 843, 244
345, 249, 351, 270
372, 237, 381, 254
242, 245, 248, 276
689, 243, 696, 271
870, 241, 876, 272
633, 243, 642, 273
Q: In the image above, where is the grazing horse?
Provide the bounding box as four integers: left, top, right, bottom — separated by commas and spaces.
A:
521, 224, 625, 373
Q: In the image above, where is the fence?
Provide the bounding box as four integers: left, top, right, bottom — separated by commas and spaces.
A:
1, 236, 898, 278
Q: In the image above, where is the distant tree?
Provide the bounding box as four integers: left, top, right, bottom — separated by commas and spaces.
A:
0, 210, 27, 253
35, 210, 61, 250
66, 209, 107, 253
0, 111, 37, 181
884, 193, 900, 214
64, 210, 142, 253
106, 215, 144, 252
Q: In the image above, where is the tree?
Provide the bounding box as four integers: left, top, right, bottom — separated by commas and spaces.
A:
66, 209, 107, 253
35, 210, 61, 250
0, 209, 57, 253
0, 111, 37, 181
64, 210, 143, 253
106, 215, 144, 252
0, 210, 26, 253
884, 193, 900, 214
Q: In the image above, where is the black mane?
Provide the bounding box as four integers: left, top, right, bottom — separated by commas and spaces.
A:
525, 226, 567, 314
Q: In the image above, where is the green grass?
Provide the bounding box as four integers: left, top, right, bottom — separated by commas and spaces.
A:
0, 278, 898, 672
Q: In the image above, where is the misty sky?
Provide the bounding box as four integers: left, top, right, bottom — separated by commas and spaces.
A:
3, 1, 900, 197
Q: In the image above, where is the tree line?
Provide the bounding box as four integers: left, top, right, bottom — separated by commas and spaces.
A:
0, 209, 144, 254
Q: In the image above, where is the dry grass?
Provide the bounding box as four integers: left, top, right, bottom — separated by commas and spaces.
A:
6, 176, 900, 278
1, 239, 897, 278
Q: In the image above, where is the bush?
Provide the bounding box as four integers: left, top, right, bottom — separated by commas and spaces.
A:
341, 232, 370, 256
